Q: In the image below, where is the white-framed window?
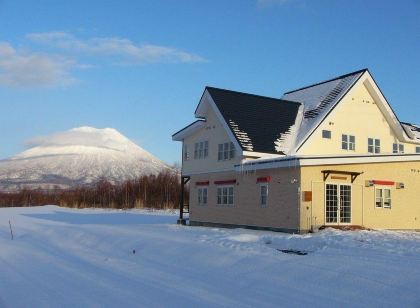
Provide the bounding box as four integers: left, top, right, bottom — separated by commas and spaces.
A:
393, 143, 404, 153
368, 138, 380, 153
375, 188, 391, 209
416, 147, 420, 154
197, 187, 208, 206
194, 141, 208, 159
260, 184, 268, 207
322, 130, 331, 139
342, 134, 355, 151
217, 186, 234, 206
218, 142, 235, 161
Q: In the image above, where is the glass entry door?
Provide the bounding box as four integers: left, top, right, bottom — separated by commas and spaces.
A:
325, 184, 351, 224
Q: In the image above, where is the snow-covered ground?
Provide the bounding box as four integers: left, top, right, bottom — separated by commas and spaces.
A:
0, 206, 419, 308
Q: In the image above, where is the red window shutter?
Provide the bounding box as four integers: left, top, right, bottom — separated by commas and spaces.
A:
214, 179, 236, 185
257, 176, 271, 183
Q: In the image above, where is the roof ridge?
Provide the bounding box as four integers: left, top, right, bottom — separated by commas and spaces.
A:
283, 68, 368, 95
206, 86, 300, 105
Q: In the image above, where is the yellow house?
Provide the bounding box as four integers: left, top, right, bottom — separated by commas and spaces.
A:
172, 69, 420, 233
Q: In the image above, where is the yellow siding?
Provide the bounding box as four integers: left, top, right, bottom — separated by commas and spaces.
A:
189, 168, 300, 231
300, 161, 420, 231
182, 107, 241, 175
298, 82, 418, 155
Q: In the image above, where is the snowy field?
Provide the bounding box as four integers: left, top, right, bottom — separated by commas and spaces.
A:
0, 206, 419, 308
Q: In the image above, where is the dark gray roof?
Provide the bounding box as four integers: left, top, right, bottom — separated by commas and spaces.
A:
206, 87, 301, 154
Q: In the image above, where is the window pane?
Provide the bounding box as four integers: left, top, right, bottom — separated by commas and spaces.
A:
416, 147, 420, 153
204, 141, 208, 157
368, 138, 373, 146
399, 144, 404, 153
222, 143, 228, 160
228, 196, 233, 205
376, 139, 380, 146
368, 145, 374, 153
194, 143, 199, 159
384, 189, 391, 198
217, 188, 222, 204
203, 188, 207, 204
349, 135, 355, 143
342, 134, 347, 142
342, 141, 348, 150
322, 130, 331, 139
229, 142, 235, 159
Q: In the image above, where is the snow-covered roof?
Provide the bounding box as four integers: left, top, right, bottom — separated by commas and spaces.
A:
282, 69, 367, 152
401, 122, 420, 141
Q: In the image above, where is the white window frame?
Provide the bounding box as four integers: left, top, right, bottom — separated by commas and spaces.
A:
197, 187, 208, 206
368, 138, 380, 153
194, 140, 208, 160
393, 143, 404, 154
218, 142, 235, 161
375, 187, 391, 209
260, 183, 268, 207
342, 134, 355, 151
216, 185, 234, 206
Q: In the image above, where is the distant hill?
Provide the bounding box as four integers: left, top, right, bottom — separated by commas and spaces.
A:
0, 126, 174, 191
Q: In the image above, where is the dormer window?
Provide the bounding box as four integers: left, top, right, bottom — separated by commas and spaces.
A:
368, 138, 380, 153
393, 143, 404, 154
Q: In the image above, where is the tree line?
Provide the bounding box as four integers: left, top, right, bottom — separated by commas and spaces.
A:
0, 171, 188, 209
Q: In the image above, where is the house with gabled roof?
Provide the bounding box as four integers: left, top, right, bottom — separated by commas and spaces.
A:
172, 69, 420, 232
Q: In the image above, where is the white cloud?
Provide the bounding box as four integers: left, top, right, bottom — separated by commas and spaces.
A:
24, 126, 129, 152
0, 42, 76, 88
27, 32, 206, 64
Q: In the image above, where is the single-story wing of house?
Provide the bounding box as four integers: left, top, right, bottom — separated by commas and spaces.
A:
172, 69, 420, 233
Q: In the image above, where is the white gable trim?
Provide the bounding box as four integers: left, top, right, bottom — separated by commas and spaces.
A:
172, 120, 205, 141
362, 73, 419, 144
294, 71, 366, 152
294, 70, 420, 152
196, 90, 243, 155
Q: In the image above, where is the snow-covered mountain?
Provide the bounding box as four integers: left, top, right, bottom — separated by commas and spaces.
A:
0, 127, 173, 191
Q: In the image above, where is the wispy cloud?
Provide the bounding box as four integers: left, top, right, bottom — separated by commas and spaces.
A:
27, 32, 206, 64
0, 42, 76, 88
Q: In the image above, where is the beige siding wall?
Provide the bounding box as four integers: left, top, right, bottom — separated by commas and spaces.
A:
298, 82, 419, 155
182, 107, 241, 175
300, 161, 420, 231
189, 167, 300, 231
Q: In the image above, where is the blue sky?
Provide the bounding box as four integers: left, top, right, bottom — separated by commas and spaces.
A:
0, 0, 419, 164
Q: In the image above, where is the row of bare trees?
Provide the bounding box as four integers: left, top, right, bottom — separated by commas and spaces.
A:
0, 171, 187, 209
